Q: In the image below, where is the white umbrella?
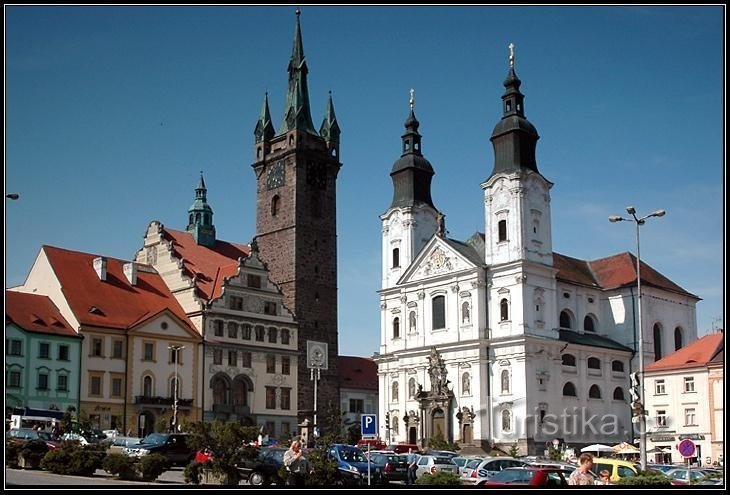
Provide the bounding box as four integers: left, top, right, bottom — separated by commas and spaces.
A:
618, 447, 640, 455
581, 444, 614, 453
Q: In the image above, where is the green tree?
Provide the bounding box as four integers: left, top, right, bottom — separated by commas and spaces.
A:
508, 441, 520, 458
547, 445, 562, 461
186, 420, 260, 485
426, 428, 460, 452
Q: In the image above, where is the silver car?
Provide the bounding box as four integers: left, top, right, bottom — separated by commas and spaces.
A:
414, 454, 459, 479
465, 456, 531, 485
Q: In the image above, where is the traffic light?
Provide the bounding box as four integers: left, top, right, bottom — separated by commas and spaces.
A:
385, 412, 390, 430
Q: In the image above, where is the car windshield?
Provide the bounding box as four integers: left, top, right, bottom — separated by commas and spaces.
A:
36, 431, 53, 441
340, 448, 366, 463
491, 469, 534, 483
434, 457, 454, 465
466, 458, 483, 468
140, 433, 168, 445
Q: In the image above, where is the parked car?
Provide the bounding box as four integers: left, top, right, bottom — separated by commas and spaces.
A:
367, 452, 409, 484
123, 433, 194, 466
384, 443, 419, 454
357, 438, 387, 451
452, 456, 483, 476
588, 457, 638, 482
6, 428, 62, 450
107, 436, 141, 455
665, 467, 715, 485
478, 466, 572, 487
325, 444, 371, 486
413, 454, 459, 479
467, 457, 531, 485
460, 458, 485, 482
237, 447, 288, 486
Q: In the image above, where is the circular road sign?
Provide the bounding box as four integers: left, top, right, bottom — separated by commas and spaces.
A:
678, 439, 696, 458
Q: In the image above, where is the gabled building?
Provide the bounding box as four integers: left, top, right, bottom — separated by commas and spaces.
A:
374, 47, 700, 454
135, 174, 299, 440
10, 245, 202, 436
644, 331, 724, 466
5, 290, 82, 417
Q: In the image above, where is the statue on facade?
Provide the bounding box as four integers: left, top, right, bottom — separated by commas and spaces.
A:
427, 347, 449, 395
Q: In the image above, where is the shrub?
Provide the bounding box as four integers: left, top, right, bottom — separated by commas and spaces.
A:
304, 448, 340, 487
103, 453, 138, 480
19, 439, 49, 469
614, 471, 672, 486
6, 442, 22, 468
416, 471, 463, 485
138, 453, 169, 481
183, 461, 206, 485
69, 448, 105, 476
40, 449, 72, 474
40, 442, 105, 476
508, 442, 520, 458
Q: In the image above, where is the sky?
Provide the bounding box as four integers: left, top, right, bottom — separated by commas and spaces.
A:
5, 5, 725, 358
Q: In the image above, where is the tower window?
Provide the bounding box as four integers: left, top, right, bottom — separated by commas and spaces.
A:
500, 298, 509, 321
498, 220, 507, 242
392, 248, 400, 268
271, 195, 280, 216
404, 140, 410, 152
506, 101, 512, 112
257, 147, 262, 159
393, 317, 400, 339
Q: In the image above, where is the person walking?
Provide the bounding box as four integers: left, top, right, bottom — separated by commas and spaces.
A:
283, 439, 312, 487
568, 453, 595, 485
406, 448, 418, 485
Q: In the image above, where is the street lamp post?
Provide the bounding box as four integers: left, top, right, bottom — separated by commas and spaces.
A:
168, 344, 185, 432
609, 206, 665, 471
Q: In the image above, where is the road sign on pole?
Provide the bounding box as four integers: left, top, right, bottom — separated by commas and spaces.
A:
361, 414, 377, 439
678, 439, 696, 458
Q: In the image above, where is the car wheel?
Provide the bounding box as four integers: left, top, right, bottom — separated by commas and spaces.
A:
249, 471, 266, 486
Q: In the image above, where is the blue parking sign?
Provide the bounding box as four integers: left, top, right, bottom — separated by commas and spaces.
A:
361, 414, 377, 439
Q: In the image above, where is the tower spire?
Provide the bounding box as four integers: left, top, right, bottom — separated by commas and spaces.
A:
278, 9, 317, 135
254, 92, 275, 143
187, 172, 216, 247
319, 91, 341, 154
489, 42, 540, 177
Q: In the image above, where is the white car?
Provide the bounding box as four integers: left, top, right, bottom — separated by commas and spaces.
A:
413, 454, 459, 478
61, 432, 92, 445
464, 456, 530, 485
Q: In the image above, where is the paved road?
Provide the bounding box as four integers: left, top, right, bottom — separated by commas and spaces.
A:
5, 467, 187, 487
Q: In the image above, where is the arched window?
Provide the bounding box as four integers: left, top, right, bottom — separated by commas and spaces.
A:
561, 354, 576, 367
462, 372, 471, 395
587, 357, 601, 370
232, 378, 249, 407
212, 376, 228, 405
501, 370, 510, 394
500, 298, 509, 321
611, 360, 624, 372
409, 311, 417, 333
143, 376, 152, 397
502, 410, 511, 431
589, 384, 602, 399
432, 295, 446, 329
281, 329, 290, 345
268, 327, 278, 343
392, 248, 400, 268
393, 317, 400, 339
255, 326, 265, 342
461, 301, 471, 324
408, 378, 416, 398
271, 195, 280, 216
584, 315, 596, 332
241, 324, 252, 340
563, 382, 577, 397
560, 310, 572, 329
613, 387, 625, 401
391, 381, 399, 402
498, 219, 507, 242
653, 323, 663, 360
674, 327, 683, 351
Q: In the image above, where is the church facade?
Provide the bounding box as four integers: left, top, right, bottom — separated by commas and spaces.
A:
374, 48, 700, 454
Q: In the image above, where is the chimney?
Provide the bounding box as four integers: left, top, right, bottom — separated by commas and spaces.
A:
93, 257, 107, 281
123, 262, 138, 286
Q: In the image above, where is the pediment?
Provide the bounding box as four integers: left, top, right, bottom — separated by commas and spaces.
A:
398, 236, 478, 285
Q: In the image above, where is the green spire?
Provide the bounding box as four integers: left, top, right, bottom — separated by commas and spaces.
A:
319, 91, 340, 143
278, 9, 317, 135
254, 92, 275, 143
187, 172, 216, 247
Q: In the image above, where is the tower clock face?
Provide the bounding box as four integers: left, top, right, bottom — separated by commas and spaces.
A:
266, 160, 285, 190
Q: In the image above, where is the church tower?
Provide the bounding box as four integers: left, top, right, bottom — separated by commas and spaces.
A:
187, 172, 216, 247
252, 11, 341, 420
381, 91, 440, 290
482, 44, 557, 340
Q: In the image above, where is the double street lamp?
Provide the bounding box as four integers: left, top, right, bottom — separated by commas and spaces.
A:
168, 344, 185, 432
609, 206, 665, 471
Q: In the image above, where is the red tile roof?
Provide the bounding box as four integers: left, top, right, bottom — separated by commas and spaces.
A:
5, 290, 79, 338
161, 228, 250, 301
42, 245, 196, 331
645, 332, 724, 372
339, 356, 378, 391
553, 251, 697, 299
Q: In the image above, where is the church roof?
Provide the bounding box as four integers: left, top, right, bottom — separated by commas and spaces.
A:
160, 227, 250, 302
645, 332, 724, 372
559, 329, 633, 352
553, 251, 698, 299
339, 356, 378, 391
443, 237, 484, 266
5, 290, 78, 338
40, 245, 195, 331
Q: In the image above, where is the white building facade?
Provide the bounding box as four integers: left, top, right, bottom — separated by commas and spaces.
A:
374, 55, 699, 455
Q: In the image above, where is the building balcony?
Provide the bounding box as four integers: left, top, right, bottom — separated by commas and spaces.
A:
134, 396, 193, 408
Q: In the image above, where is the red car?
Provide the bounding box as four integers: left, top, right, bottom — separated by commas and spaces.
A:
357, 438, 387, 451
478, 467, 573, 487
6, 428, 63, 450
